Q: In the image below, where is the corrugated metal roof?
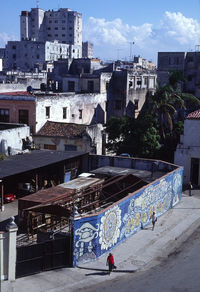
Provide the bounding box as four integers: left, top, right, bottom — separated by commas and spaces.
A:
186, 109, 200, 120
0, 150, 87, 179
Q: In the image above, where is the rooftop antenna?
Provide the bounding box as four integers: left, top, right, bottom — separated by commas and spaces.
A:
36, 0, 39, 8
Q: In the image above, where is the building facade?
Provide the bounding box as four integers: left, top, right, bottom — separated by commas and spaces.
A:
82, 42, 94, 58
174, 109, 200, 186
20, 8, 82, 47
5, 40, 81, 71
157, 51, 200, 98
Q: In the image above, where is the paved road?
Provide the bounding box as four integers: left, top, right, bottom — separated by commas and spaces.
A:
81, 226, 200, 292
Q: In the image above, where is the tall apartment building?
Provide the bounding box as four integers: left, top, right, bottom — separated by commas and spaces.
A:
20, 8, 82, 47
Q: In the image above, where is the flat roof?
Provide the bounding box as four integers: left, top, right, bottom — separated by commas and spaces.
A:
91, 166, 152, 179
59, 177, 103, 191
0, 150, 87, 179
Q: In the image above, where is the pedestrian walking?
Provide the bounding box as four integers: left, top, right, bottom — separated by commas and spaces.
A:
188, 181, 193, 196
106, 253, 116, 274
150, 211, 157, 231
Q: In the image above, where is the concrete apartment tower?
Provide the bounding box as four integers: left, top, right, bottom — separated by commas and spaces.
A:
20, 8, 82, 46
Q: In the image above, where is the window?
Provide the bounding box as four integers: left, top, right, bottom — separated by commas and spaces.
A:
12, 54, 16, 59
115, 100, 122, 110
68, 81, 75, 91
12, 45, 16, 49
49, 20, 52, 24
134, 100, 139, 110
62, 20, 66, 23
44, 144, 56, 150
64, 145, 77, 151
62, 27, 65, 30
88, 81, 94, 92
62, 34, 65, 37
37, 54, 40, 59
63, 107, 67, 119
79, 109, 82, 119
0, 109, 9, 122
45, 106, 50, 118
54, 20, 58, 23
144, 77, 148, 85
19, 110, 29, 125
47, 27, 51, 30
55, 27, 58, 30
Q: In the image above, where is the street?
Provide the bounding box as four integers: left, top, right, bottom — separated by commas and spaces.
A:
81, 225, 200, 292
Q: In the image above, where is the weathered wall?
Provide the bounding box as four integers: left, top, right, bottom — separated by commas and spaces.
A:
0, 124, 30, 155
174, 119, 200, 184
73, 167, 183, 266
0, 99, 36, 133
35, 93, 107, 132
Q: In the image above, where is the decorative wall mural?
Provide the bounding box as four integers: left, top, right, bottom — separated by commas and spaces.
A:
73, 168, 183, 266
75, 222, 99, 261
99, 205, 121, 250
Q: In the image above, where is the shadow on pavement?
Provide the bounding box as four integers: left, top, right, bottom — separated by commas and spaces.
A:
77, 266, 136, 273
85, 271, 109, 276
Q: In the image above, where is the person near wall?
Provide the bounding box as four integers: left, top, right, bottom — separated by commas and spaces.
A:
150, 211, 157, 231
188, 181, 193, 196
106, 253, 116, 274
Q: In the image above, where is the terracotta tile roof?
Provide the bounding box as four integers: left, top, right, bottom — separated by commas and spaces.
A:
36, 121, 87, 138
186, 109, 200, 120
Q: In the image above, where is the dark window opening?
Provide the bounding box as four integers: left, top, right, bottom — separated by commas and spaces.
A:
45, 106, 50, 118
134, 100, 139, 110
63, 107, 67, 119
65, 145, 77, 151
88, 81, 94, 92
68, 81, 75, 91
0, 109, 9, 122
79, 109, 82, 119
115, 100, 122, 110
19, 109, 29, 125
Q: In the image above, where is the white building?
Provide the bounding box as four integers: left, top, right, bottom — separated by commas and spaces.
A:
82, 42, 94, 58
20, 8, 82, 47
5, 40, 81, 71
0, 123, 30, 155
174, 109, 200, 185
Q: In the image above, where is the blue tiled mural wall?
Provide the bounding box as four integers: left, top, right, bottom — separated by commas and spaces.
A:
73, 168, 183, 266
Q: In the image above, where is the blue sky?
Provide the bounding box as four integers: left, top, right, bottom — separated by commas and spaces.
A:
1, 0, 200, 63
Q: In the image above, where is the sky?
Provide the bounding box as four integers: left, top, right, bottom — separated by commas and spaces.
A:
1, 0, 200, 64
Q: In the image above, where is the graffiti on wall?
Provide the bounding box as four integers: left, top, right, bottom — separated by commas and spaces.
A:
99, 205, 121, 250
74, 169, 183, 265
75, 222, 99, 262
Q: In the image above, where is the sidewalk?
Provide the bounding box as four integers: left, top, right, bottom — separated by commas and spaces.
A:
2, 191, 200, 292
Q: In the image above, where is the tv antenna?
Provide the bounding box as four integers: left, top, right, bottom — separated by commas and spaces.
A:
36, 0, 39, 8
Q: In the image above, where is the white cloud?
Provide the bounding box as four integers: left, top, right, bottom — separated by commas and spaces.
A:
0, 33, 18, 47
83, 12, 200, 61
84, 17, 153, 47
161, 11, 200, 45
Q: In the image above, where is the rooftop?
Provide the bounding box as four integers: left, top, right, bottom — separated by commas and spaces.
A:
36, 121, 87, 138
186, 109, 200, 120
0, 150, 87, 179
